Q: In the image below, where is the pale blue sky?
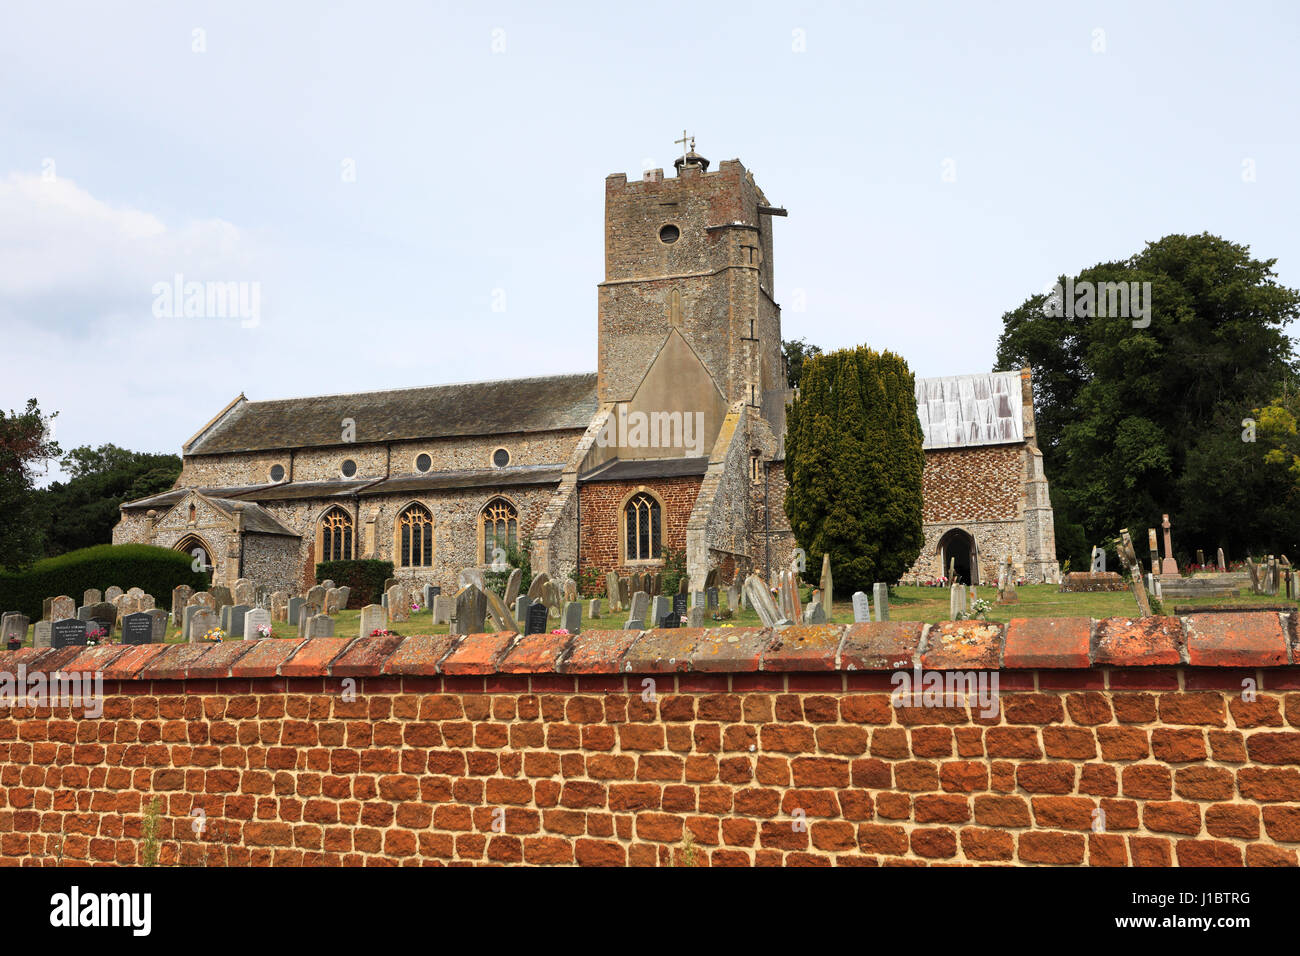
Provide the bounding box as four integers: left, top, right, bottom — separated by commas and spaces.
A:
2, 1, 1297, 482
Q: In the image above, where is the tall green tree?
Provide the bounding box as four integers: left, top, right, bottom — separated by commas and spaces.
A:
785, 347, 925, 590
782, 338, 823, 389
0, 399, 61, 570
40, 444, 181, 556
996, 233, 1300, 564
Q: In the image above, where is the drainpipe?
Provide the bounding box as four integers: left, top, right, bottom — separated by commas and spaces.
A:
763, 461, 771, 581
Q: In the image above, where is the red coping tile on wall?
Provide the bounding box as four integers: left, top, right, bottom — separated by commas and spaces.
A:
380, 635, 459, 676
440, 632, 517, 675
1003, 618, 1092, 669
1095, 617, 1184, 667
839, 622, 924, 671
137, 644, 211, 680
922, 621, 1005, 670
687, 628, 773, 673
20, 646, 83, 674
619, 628, 708, 672
280, 638, 353, 677
330, 635, 406, 677
55, 644, 131, 675
499, 632, 574, 673
1183, 613, 1288, 668
184, 641, 256, 679
229, 639, 303, 679
100, 643, 173, 680
761, 625, 844, 672
560, 630, 643, 674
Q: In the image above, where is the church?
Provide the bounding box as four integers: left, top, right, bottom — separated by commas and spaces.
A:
113, 144, 1060, 594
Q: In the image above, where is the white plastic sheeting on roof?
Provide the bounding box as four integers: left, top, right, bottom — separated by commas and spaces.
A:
915, 371, 1023, 449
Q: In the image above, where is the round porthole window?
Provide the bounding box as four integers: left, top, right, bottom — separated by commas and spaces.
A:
341, 459, 357, 478
659, 224, 680, 244
492, 448, 510, 468
269, 464, 286, 483
415, 453, 432, 473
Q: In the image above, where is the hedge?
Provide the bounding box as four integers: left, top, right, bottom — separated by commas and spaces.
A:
315, 560, 393, 609
0, 544, 210, 620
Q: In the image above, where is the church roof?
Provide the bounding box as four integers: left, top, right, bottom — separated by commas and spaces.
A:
579, 457, 711, 482
915, 371, 1024, 450
185, 372, 599, 456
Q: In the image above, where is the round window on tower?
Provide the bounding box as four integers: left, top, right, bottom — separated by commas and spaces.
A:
492, 448, 510, 468
415, 453, 432, 473
269, 464, 286, 483
659, 224, 680, 244
341, 459, 357, 478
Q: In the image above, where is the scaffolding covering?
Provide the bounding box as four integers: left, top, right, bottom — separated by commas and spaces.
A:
915, 371, 1023, 450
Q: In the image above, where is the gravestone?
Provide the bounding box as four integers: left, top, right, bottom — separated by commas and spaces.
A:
819, 552, 833, 604
503, 570, 522, 608
146, 609, 168, 641
387, 585, 410, 623
138, 593, 156, 612
650, 596, 670, 628
515, 596, 530, 630
852, 591, 871, 623
1196, 549, 1205, 568
233, 579, 255, 606
544, 581, 563, 618
297, 605, 322, 639
52, 618, 88, 649
325, 588, 344, 614
562, 601, 582, 634
182, 605, 202, 639
743, 575, 785, 628
563, 580, 578, 603
788, 571, 804, 626
692, 590, 706, 610
287, 597, 306, 626
188, 608, 219, 642
525, 601, 549, 636
50, 596, 76, 622
873, 584, 890, 622
219, 605, 232, 633
243, 608, 271, 641
337, 585, 352, 609
104, 586, 124, 603
383, 577, 398, 593
270, 591, 289, 622
588, 598, 601, 620
359, 604, 387, 638
211, 586, 233, 611
484, 588, 517, 633
726, 585, 739, 611
1217, 547, 1226, 572
804, 599, 826, 625
86, 602, 117, 631
171, 585, 193, 625
706, 587, 719, 610
687, 605, 705, 628
188, 591, 215, 611
949, 584, 966, 620
33, 621, 53, 649
306, 585, 327, 610
625, 591, 650, 630
227, 604, 252, 637
527, 572, 549, 603
2, 613, 29, 648
658, 607, 679, 628
42, 597, 55, 621
320, 578, 335, 590
673, 593, 688, 625
605, 571, 621, 612
121, 612, 155, 645
1160, 514, 1178, 575
458, 567, 486, 592
997, 556, 1019, 605
433, 595, 454, 626
678, 577, 688, 596
652, 572, 663, 596
619, 577, 630, 608
423, 584, 442, 609
381, 594, 388, 610
82, 588, 102, 607
704, 568, 719, 590
451, 585, 486, 636
305, 614, 335, 638
630, 572, 643, 594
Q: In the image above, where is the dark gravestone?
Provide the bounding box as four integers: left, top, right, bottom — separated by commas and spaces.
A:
672, 594, 688, 623
121, 611, 155, 645
706, 587, 719, 609
525, 601, 549, 637
52, 618, 88, 649
658, 611, 679, 629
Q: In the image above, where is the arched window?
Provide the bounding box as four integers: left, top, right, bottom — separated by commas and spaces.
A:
398, 503, 434, 567
481, 497, 517, 563
625, 492, 661, 562
320, 507, 353, 562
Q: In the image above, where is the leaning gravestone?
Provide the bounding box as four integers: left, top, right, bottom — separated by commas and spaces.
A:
243, 608, 271, 641
743, 574, 786, 628
852, 591, 871, 624
562, 601, 582, 635
306, 585, 327, 609
325, 588, 344, 614
121, 612, 155, 645
873, 583, 890, 622
650, 596, 670, 628
485, 588, 517, 633
305, 614, 335, 638
33, 621, 53, 649
171, 585, 193, 625
451, 585, 487, 636
287, 596, 306, 626
50, 596, 76, 622
525, 601, 549, 637
336, 585, 351, 609
359, 604, 386, 638
52, 618, 87, 649
387, 585, 410, 623
82, 588, 102, 607
625, 591, 650, 630
458, 567, 486, 591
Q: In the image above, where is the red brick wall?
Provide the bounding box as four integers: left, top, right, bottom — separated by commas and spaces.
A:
923, 446, 1022, 523
578, 477, 701, 576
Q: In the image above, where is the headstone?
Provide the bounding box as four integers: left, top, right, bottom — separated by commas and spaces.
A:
650, 596, 671, 628
422, 584, 441, 609
1160, 514, 1178, 575
514, 596, 530, 630
306, 585, 327, 610
82, 588, 102, 607
705, 568, 720, 590
706, 587, 719, 610
673, 593, 688, 625
804, 599, 826, 625
225, 604, 250, 637
233, 579, 255, 606
188, 591, 215, 610
619, 577, 631, 608
997, 555, 1019, 605
270, 591, 289, 622
1217, 547, 1226, 572
652, 572, 663, 596
525, 601, 549, 636
1196, 549, 1205, 568
873, 583, 889, 622
218, 605, 232, 633
484, 587, 517, 633
121, 612, 155, 645
678, 577, 688, 596
50, 595, 76, 622
103, 586, 124, 603
171, 585, 193, 625
563, 580, 578, 603
359, 604, 387, 638
42, 596, 54, 621
211, 586, 233, 610
744, 574, 785, 628
588, 598, 601, 620
287, 596, 306, 625
625, 590, 650, 630
852, 591, 871, 623
503, 570, 522, 607
451, 585, 486, 636
146, 609, 168, 642
1246, 558, 1261, 593
630, 571, 643, 594
383, 577, 398, 593
305, 614, 335, 638
527, 572, 550, 602
337, 585, 351, 609
33, 621, 53, 649
691, 590, 706, 610
2, 613, 30, 648
458, 567, 486, 592
544, 581, 563, 618
381, 594, 388, 610
949, 584, 965, 620
242, 608, 271, 641
1147, 529, 1160, 570
819, 552, 833, 603
386, 585, 410, 623
52, 618, 88, 649
726, 586, 739, 611
683, 605, 701, 628
433, 595, 454, 626
320, 579, 336, 590
325, 588, 344, 614
188, 608, 219, 642
605, 571, 621, 612
1117, 529, 1152, 617
658, 608, 679, 628
562, 601, 582, 634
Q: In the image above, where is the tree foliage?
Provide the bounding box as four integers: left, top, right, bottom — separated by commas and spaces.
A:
782, 338, 823, 389
996, 233, 1300, 564
0, 399, 60, 571
785, 346, 925, 590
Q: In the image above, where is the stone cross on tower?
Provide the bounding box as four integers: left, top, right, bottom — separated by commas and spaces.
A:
1160, 514, 1179, 575
675, 130, 692, 164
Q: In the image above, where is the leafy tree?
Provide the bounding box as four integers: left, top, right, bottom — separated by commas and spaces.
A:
996, 233, 1300, 562
782, 338, 823, 389
0, 399, 60, 570
785, 346, 925, 590
40, 444, 181, 556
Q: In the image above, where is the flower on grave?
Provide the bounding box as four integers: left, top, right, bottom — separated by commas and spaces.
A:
86, 626, 107, 645
203, 628, 225, 643
410, 600, 423, 613
550, 628, 570, 636
371, 628, 391, 637
256, 623, 272, 639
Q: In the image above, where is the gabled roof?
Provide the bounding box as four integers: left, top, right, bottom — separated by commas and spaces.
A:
579, 457, 710, 482
915, 371, 1024, 450
185, 372, 599, 456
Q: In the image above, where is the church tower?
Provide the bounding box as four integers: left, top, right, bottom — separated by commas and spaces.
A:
597, 141, 788, 455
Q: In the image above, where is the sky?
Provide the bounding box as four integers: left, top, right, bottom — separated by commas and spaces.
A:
2, 0, 1298, 484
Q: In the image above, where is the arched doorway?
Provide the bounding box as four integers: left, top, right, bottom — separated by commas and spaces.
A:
175, 534, 216, 577
937, 528, 977, 585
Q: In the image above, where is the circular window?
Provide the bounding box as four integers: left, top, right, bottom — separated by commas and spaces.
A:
341, 459, 357, 478
659, 224, 680, 244
415, 453, 432, 473
269, 464, 285, 483
492, 448, 510, 468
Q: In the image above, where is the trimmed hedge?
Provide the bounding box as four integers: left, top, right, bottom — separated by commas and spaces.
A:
0, 544, 210, 620
315, 560, 393, 609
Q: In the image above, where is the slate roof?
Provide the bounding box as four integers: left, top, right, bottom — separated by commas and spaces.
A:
186, 372, 599, 455
358, 465, 564, 495
579, 457, 711, 482
915, 371, 1024, 450
206, 498, 299, 536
